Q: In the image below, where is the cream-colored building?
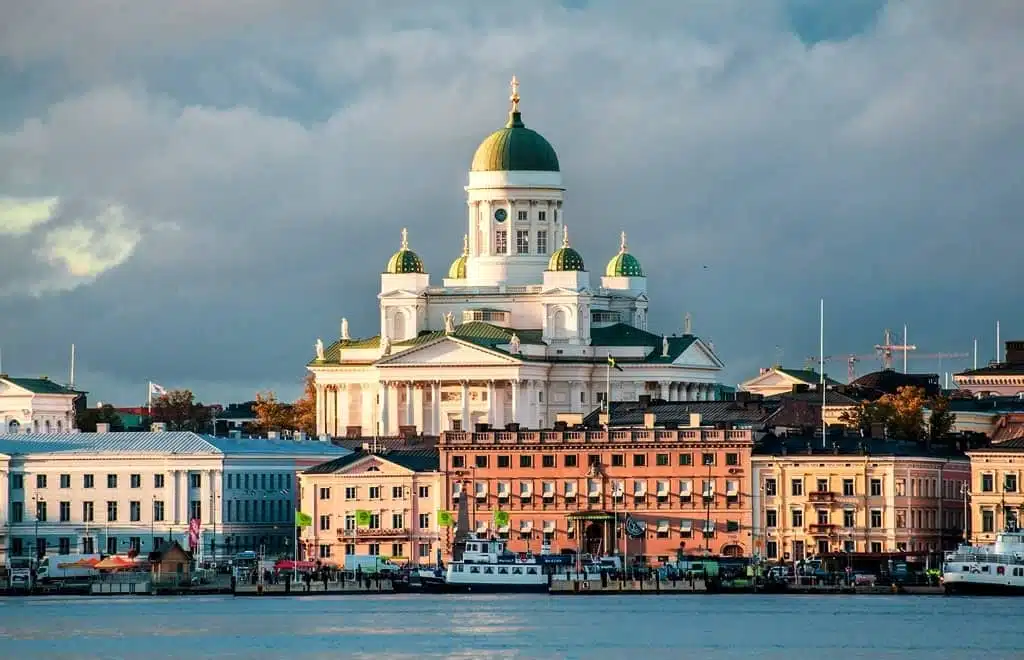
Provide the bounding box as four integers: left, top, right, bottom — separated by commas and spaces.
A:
966, 440, 1024, 544
1, 376, 82, 434
740, 367, 841, 398
298, 450, 443, 565
751, 438, 969, 561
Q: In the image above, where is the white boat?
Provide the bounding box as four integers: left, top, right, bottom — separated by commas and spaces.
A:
943, 526, 1024, 595
434, 535, 567, 593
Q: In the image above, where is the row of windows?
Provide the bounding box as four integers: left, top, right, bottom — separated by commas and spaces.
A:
11, 472, 180, 490
4, 419, 67, 434
226, 472, 291, 492
766, 508, 884, 529
322, 512, 432, 531
12, 499, 183, 524
450, 452, 739, 470
454, 478, 741, 501
979, 472, 1019, 493
761, 539, 889, 560
491, 227, 551, 256
764, 477, 885, 498
317, 485, 430, 500
225, 498, 292, 524
319, 542, 425, 559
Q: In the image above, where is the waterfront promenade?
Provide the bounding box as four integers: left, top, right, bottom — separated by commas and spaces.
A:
234, 579, 393, 596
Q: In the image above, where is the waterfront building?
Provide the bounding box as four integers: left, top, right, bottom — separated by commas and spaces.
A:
1, 375, 83, 434
750, 437, 969, 562
966, 439, 1024, 544
0, 431, 347, 563
740, 367, 841, 398
297, 449, 442, 564
438, 419, 754, 563
307, 79, 723, 438
954, 341, 1024, 397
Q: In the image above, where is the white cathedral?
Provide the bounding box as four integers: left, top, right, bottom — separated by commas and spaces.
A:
308, 78, 723, 438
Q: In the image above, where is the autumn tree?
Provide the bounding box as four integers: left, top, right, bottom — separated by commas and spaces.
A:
150, 389, 213, 432
253, 391, 295, 433
290, 374, 317, 437
839, 386, 953, 444
928, 394, 957, 441
76, 404, 125, 432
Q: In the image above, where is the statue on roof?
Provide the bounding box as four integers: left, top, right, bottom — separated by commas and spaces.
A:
341, 317, 350, 341
444, 311, 455, 335
662, 335, 669, 358
684, 312, 692, 335
381, 334, 392, 356
510, 332, 521, 354
315, 338, 325, 361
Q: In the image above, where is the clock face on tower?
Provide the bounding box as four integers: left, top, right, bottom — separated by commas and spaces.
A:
494, 208, 507, 222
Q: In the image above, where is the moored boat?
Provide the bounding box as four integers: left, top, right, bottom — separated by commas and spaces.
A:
942, 525, 1024, 595
435, 535, 569, 593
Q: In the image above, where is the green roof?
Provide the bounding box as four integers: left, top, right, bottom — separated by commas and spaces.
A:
778, 368, 841, 386
605, 233, 644, 277
471, 86, 559, 172
547, 227, 585, 272
385, 228, 425, 274
590, 324, 698, 363
448, 235, 469, 279
1, 377, 80, 395
305, 449, 440, 474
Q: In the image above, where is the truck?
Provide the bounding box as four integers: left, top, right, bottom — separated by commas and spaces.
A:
344, 555, 400, 576
36, 554, 101, 583
6, 557, 35, 592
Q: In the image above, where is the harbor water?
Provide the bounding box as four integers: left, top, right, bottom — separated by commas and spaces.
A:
1, 594, 1023, 659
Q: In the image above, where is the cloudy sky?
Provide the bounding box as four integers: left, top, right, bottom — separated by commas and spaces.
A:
1, 0, 1021, 406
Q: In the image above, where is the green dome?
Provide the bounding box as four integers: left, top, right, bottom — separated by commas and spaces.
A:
470, 78, 559, 172
448, 235, 469, 279
385, 228, 425, 274
547, 226, 585, 272
605, 232, 644, 277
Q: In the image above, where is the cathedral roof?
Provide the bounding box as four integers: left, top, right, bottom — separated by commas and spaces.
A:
384, 228, 425, 274
605, 232, 644, 277
447, 235, 469, 279
547, 225, 585, 272
470, 77, 560, 173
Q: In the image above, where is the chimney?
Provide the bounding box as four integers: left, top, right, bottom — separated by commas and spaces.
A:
150, 422, 167, 433
643, 412, 656, 429
689, 413, 702, 428
95, 422, 110, 434
1006, 340, 1024, 364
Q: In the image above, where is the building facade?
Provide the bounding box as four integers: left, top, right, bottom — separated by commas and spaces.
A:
438, 423, 754, 564
308, 79, 723, 438
954, 341, 1024, 397
1, 376, 83, 434
966, 439, 1024, 544
751, 438, 969, 561
297, 450, 443, 565
0, 431, 348, 563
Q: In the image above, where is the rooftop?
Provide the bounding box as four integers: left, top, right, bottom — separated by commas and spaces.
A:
0, 375, 84, 395
582, 400, 774, 429
755, 435, 968, 460
305, 449, 440, 474
0, 431, 350, 457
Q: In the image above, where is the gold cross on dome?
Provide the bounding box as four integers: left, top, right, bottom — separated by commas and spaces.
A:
510, 75, 520, 112
401, 227, 409, 249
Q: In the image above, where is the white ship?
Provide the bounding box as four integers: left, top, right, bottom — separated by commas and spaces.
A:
943, 526, 1024, 595
430, 535, 567, 594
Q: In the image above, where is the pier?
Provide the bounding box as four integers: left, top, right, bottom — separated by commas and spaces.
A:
550, 576, 706, 595
233, 579, 393, 596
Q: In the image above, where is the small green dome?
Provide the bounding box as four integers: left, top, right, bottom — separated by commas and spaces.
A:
605, 232, 644, 277
470, 78, 559, 173
385, 228, 425, 274
547, 226, 585, 272
448, 235, 469, 279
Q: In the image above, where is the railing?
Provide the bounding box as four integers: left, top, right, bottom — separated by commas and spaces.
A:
441, 429, 754, 445
809, 524, 836, 535
945, 551, 1024, 567
809, 492, 836, 503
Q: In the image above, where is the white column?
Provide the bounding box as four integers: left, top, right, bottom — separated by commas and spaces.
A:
569, 381, 580, 414
338, 385, 350, 435
487, 380, 496, 426
511, 380, 520, 424
325, 386, 336, 436
379, 381, 390, 436
315, 386, 326, 436
659, 381, 670, 401
405, 382, 415, 427
461, 381, 471, 430
413, 384, 425, 433
431, 381, 441, 434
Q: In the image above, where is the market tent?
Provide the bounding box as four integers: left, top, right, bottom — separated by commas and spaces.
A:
274, 559, 316, 571
95, 555, 136, 571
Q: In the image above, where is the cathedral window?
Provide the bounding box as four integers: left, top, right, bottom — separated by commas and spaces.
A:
517, 210, 528, 221
495, 230, 507, 254
516, 230, 530, 254
536, 230, 547, 254
538, 211, 546, 222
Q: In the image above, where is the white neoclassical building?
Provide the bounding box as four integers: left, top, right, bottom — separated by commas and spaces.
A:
0, 376, 82, 434
308, 79, 724, 438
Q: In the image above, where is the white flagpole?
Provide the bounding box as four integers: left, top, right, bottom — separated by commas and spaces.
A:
820, 299, 826, 448
69, 344, 75, 389
147, 382, 152, 415
605, 360, 611, 414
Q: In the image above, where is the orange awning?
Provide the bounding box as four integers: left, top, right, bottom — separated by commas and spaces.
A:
95, 556, 136, 570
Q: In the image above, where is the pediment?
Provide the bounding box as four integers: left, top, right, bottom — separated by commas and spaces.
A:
674, 339, 724, 369
337, 455, 413, 476
377, 337, 520, 367
741, 370, 801, 390
379, 289, 425, 300
0, 380, 31, 397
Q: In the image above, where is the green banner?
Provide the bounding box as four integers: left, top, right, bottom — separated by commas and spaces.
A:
493, 509, 510, 527
437, 510, 454, 527
295, 510, 313, 528
355, 509, 372, 527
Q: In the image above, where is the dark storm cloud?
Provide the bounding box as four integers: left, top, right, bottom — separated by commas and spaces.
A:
1, 0, 1022, 404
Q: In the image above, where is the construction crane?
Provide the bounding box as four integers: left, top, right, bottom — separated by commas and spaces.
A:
875, 328, 916, 372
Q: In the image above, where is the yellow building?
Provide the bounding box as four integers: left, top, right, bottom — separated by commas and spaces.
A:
298, 450, 443, 565
967, 439, 1024, 544
752, 438, 969, 561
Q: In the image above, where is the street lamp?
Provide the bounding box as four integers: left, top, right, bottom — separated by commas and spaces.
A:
151, 495, 157, 550
32, 494, 40, 560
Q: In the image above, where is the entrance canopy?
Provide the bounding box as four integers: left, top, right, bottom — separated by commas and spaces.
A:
566, 511, 615, 521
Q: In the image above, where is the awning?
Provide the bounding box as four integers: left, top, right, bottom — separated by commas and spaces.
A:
498, 524, 510, 533
564, 481, 578, 496
680, 520, 693, 532
452, 483, 463, 496
656, 480, 669, 496
543, 520, 556, 533
679, 480, 692, 496
275, 559, 316, 570
588, 479, 601, 496
633, 480, 647, 496
520, 520, 534, 532
95, 556, 136, 571
475, 481, 488, 496
476, 521, 488, 533
497, 482, 510, 496
612, 481, 624, 497
657, 520, 669, 533
726, 480, 739, 496
519, 482, 532, 496
703, 480, 715, 497
703, 520, 716, 533
542, 481, 555, 496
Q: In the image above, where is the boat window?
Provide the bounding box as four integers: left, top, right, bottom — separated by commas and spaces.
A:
513, 567, 523, 574
456, 565, 463, 572
527, 568, 538, 574
498, 567, 508, 574
470, 566, 480, 573
982, 566, 990, 572
484, 567, 494, 574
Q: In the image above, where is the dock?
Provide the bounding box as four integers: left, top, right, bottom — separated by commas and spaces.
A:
233, 579, 393, 596
550, 577, 705, 595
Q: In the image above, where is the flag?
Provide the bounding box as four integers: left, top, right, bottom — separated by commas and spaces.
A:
149, 382, 168, 396
355, 509, 372, 527
437, 510, 454, 527
607, 355, 624, 372
295, 510, 313, 528
188, 518, 201, 550
493, 510, 510, 527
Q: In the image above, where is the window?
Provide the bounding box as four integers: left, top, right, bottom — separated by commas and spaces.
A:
35, 500, 47, 522
702, 453, 716, 466
11, 474, 23, 490
130, 474, 141, 489
59, 537, 71, 554
190, 473, 201, 488
982, 509, 995, 533
107, 536, 118, 555
497, 455, 511, 469
154, 474, 165, 488
368, 543, 380, 556
981, 474, 994, 492
59, 474, 70, 489
766, 509, 778, 528
537, 230, 547, 254
495, 230, 507, 254
36, 474, 47, 489
345, 487, 357, 500
11, 501, 23, 523
190, 500, 201, 521
130, 501, 141, 522
451, 455, 465, 468
107, 474, 117, 488
766, 540, 778, 559
764, 478, 777, 497
633, 454, 646, 467
656, 453, 669, 467
419, 513, 430, 528
11, 538, 23, 556
345, 544, 356, 556
519, 455, 533, 468
83, 501, 94, 522
816, 510, 829, 525
870, 541, 882, 553
316, 544, 330, 559
392, 513, 404, 529
791, 479, 803, 496
391, 543, 404, 558
418, 485, 430, 498
843, 540, 855, 553
154, 500, 165, 522
369, 486, 381, 500
726, 520, 740, 532
107, 501, 118, 522
895, 479, 906, 496
816, 478, 828, 492
679, 453, 693, 466
564, 454, 578, 468
516, 230, 529, 254
369, 514, 381, 529
588, 454, 601, 467
319, 487, 331, 500
319, 515, 331, 531
611, 454, 625, 467
392, 486, 404, 499
843, 510, 855, 528
870, 509, 882, 528
84, 474, 94, 489
870, 479, 882, 497
516, 210, 528, 221
791, 509, 803, 527
542, 455, 555, 468
725, 453, 739, 466
419, 543, 431, 559
59, 501, 70, 522
1006, 474, 1018, 493
475, 455, 489, 469
842, 479, 854, 496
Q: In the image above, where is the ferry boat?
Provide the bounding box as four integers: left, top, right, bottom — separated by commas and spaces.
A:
942, 525, 1024, 595
427, 535, 567, 593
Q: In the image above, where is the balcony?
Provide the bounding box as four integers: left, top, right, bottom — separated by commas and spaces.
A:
808, 491, 836, 503
336, 528, 411, 540
809, 523, 836, 535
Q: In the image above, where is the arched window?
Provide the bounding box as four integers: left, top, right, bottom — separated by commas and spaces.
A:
552, 308, 570, 339
7, 420, 19, 434
392, 310, 407, 341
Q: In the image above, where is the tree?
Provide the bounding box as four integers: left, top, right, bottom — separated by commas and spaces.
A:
150, 389, 213, 432
291, 374, 317, 437
928, 394, 957, 441
253, 391, 294, 433
877, 386, 927, 441
76, 404, 125, 432
839, 399, 893, 436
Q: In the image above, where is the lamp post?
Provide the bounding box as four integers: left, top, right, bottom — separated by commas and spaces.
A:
33, 494, 40, 560
960, 483, 971, 544
151, 495, 157, 551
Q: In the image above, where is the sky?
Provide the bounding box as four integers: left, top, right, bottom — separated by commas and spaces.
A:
1, 0, 1022, 406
